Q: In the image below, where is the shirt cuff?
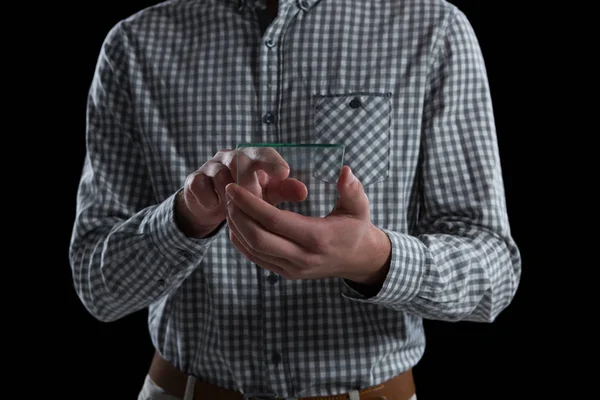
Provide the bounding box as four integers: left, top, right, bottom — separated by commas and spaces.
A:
147, 190, 224, 269
341, 229, 426, 306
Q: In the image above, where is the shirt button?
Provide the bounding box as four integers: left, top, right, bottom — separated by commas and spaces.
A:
262, 112, 275, 124
349, 97, 362, 109
271, 351, 282, 364
265, 38, 276, 48
267, 273, 280, 285
298, 0, 311, 10
157, 278, 166, 287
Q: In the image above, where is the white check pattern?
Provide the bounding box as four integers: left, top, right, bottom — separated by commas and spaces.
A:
70, 0, 521, 397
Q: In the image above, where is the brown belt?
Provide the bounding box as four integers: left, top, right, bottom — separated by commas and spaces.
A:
148, 351, 415, 400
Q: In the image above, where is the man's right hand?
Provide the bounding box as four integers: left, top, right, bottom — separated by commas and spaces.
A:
175, 147, 308, 239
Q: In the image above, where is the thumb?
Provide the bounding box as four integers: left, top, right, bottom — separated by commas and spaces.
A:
332, 166, 369, 218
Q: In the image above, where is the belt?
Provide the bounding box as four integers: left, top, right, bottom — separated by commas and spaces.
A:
148, 351, 416, 400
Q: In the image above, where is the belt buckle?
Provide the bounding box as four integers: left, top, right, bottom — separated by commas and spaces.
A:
242, 393, 279, 400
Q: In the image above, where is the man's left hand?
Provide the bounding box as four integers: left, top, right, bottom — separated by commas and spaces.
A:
225, 166, 391, 285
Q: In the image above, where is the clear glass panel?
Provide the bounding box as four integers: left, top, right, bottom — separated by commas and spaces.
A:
235, 143, 345, 217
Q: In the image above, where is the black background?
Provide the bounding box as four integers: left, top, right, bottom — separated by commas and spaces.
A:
25, 0, 569, 399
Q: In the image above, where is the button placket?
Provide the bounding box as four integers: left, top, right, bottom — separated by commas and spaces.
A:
257, 1, 292, 144
256, 4, 302, 396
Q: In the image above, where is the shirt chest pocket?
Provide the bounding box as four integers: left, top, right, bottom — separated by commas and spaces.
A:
313, 93, 392, 185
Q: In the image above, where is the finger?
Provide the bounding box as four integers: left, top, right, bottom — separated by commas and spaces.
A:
256, 169, 269, 188
226, 183, 319, 246
227, 216, 293, 279
279, 178, 308, 202
226, 197, 308, 259
185, 171, 219, 210
210, 147, 290, 182
333, 166, 370, 218
233, 147, 290, 190
207, 151, 261, 198
263, 178, 308, 205
200, 160, 235, 207
238, 146, 291, 177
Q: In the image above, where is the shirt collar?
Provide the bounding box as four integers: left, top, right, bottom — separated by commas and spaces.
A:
217, 0, 319, 11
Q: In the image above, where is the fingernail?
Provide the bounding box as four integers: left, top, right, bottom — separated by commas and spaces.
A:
348, 169, 356, 184
225, 183, 236, 197
273, 164, 289, 173
226, 187, 235, 206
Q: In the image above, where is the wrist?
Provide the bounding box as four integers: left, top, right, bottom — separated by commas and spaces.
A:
345, 225, 391, 285
174, 191, 222, 239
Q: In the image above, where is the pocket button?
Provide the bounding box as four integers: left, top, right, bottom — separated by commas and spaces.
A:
349, 97, 362, 109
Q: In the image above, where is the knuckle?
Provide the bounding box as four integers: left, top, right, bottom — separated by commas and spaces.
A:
231, 149, 242, 162
216, 149, 235, 166
306, 230, 327, 253
213, 166, 233, 184
185, 172, 205, 191
213, 149, 231, 159
249, 235, 269, 254
199, 160, 218, 176
301, 253, 319, 269
248, 159, 262, 172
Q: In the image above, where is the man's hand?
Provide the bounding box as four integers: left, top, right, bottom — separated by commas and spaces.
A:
225, 166, 392, 285
175, 147, 307, 239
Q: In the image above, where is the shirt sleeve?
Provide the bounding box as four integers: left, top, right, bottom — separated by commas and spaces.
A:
341, 8, 522, 323
69, 22, 223, 322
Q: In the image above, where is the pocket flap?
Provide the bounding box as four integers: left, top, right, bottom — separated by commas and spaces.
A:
314, 92, 391, 185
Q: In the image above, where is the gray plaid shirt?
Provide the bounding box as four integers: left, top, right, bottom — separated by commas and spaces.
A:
70, 0, 521, 397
